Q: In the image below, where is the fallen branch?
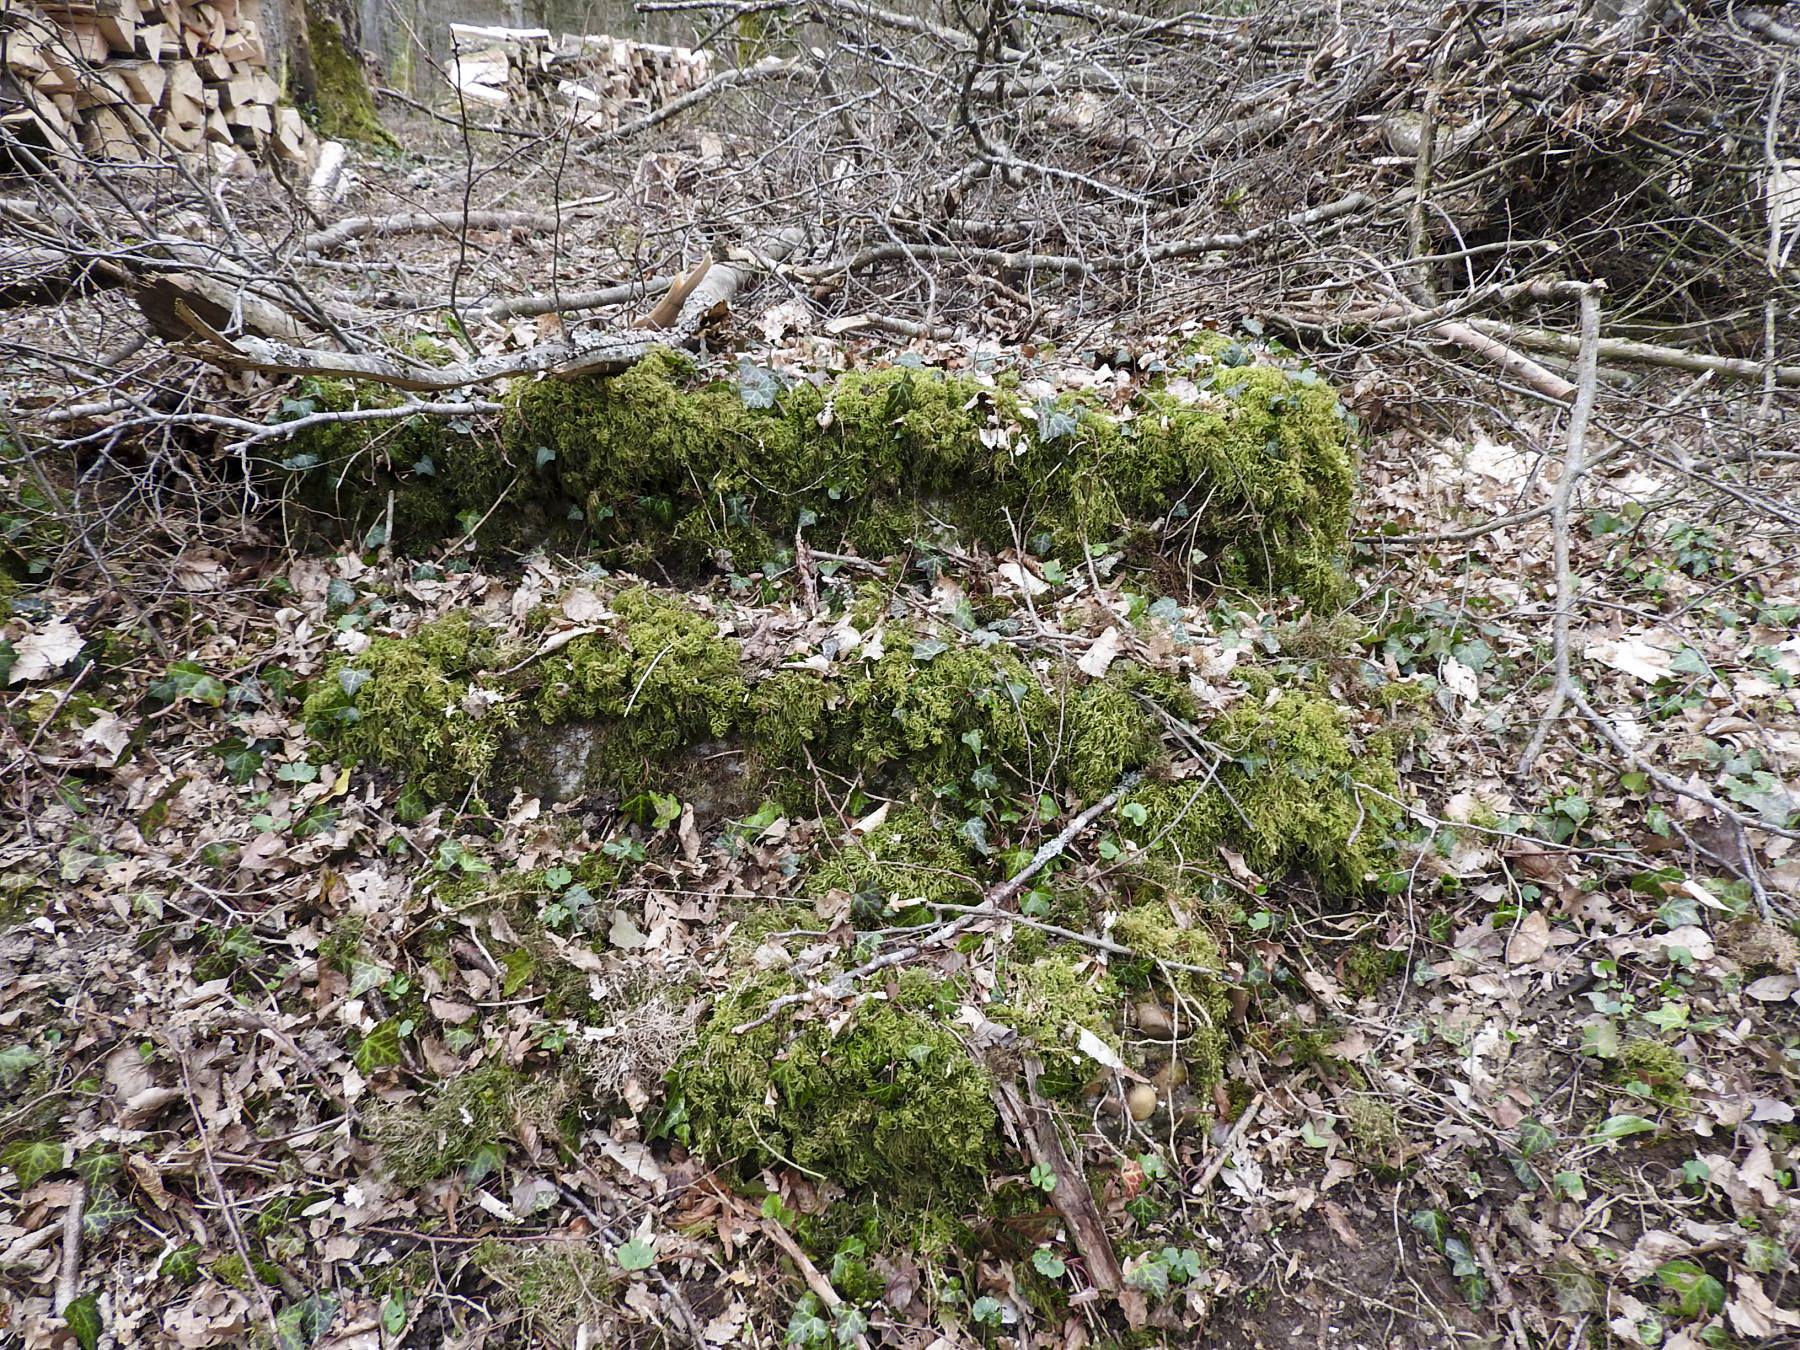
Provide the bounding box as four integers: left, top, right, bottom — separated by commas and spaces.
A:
1426, 319, 1577, 402
991, 1059, 1124, 1294
798, 193, 1373, 280
1739, 9, 1800, 47
1193, 1094, 1262, 1192
1464, 319, 1800, 387
482, 274, 675, 324
54, 1179, 85, 1316
302, 209, 575, 255
178, 235, 799, 390
581, 56, 805, 149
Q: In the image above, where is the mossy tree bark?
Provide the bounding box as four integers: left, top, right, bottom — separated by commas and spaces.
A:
280, 0, 398, 148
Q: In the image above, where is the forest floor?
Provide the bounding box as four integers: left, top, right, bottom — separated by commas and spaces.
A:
2, 119, 1799, 1350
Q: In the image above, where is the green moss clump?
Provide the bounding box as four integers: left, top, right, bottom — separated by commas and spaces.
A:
305, 15, 398, 148
1063, 663, 1191, 799
1343, 1092, 1404, 1167
1110, 900, 1230, 1087
304, 610, 513, 800
1613, 1038, 1691, 1111
836, 641, 1055, 786
528, 587, 746, 787
1210, 690, 1395, 882
473, 1239, 611, 1340
368, 1064, 520, 1184
809, 806, 981, 927
290, 346, 1357, 604
746, 669, 831, 768
1121, 689, 1397, 890
274, 378, 525, 550
676, 972, 997, 1204
990, 953, 1116, 1098
1341, 941, 1402, 997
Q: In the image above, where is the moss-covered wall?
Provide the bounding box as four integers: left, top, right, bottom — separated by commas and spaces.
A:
302, 586, 1400, 892
275, 346, 1358, 605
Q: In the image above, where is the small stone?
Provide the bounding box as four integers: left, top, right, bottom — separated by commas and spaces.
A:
1135, 1001, 1175, 1036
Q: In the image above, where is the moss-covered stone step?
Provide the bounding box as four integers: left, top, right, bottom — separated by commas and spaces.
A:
302, 582, 1401, 889
275, 342, 1358, 605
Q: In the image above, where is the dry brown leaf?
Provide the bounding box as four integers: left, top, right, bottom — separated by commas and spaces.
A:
1505, 910, 1551, 966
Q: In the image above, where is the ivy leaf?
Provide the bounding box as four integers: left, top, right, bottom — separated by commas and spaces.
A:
1409, 1208, 1448, 1251
649, 792, 681, 830
293, 806, 338, 840
910, 638, 948, 662
82, 1185, 136, 1239
63, 1292, 102, 1350
1654, 1259, 1724, 1318
73, 1150, 120, 1188
614, 1232, 658, 1271
1124, 1258, 1169, 1298
1034, 399, 1078, 442
1517, 1119, 1555, 1158
2, 1138, 64, 1187
737, 362, 779, 410
148, 660, 226, 708
1031, 1248, 1067, 1279
160, 1243, 202, 1283
275, 1292, 339, 1350
0, 1044, 40, 1087
1591, 1113, 1657, 1145
353, 1020, 403, 1074
213, 737, 266, 784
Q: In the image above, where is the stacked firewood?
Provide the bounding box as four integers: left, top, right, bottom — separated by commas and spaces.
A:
446, 24, 713, 132
0, 0, 313, 174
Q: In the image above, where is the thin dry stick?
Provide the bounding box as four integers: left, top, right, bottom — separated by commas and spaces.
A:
1193, 1095, 1263, 1192
178, 1050, 280, 1340
1517, 284, 1603, 775
1757, 64, 1790, 425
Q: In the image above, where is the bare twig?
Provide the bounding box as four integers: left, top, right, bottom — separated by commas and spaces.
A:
1517, 285, 1603, 775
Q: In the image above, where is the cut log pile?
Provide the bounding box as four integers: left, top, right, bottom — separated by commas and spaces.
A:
0, 0, 314, 175
446, 24, 713, 132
